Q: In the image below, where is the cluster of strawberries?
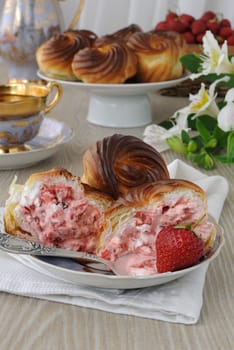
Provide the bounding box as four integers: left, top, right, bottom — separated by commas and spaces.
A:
155, 10, 234, 45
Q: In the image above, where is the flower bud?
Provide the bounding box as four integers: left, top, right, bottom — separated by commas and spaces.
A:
206, 137, 218, 148
204, 154, 214, 169
187, 140, 198, 152
166, 136, 187, 155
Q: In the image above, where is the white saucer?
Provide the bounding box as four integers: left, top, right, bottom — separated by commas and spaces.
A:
0, 118, 73, 170
38, 71, 190, 128
6, 215, 224, 289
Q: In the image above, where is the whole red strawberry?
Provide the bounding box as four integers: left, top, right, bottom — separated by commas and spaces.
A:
183, 31, 195, 44
207, 20, 220, 35
227, 35, 234, 45
156, 226, 205, 273
191, 19, 207, 35
168, 18, 188, 33
201, 11, 216, 21
165, 11, 178, 22
179, 13, 195, 26
220, 18, 231, 28
155, 21, 169, 31
219, 27, 233, 39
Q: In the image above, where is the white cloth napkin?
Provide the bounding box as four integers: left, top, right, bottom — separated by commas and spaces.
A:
0, 160, 229, 324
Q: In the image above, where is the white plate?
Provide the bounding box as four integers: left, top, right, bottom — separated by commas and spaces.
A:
38, 71, 190, 128
0, 118, 73, 170
37, 70, 189, 94
9, 216, 224, 290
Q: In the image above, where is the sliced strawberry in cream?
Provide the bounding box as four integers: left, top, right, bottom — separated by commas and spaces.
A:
99, 191, 214, 276
14, 182, 105, 253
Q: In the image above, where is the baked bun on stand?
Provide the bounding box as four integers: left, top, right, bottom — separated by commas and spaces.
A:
36, 30, 96, 81
127, 30, 187, 82
71, 41, 137, 84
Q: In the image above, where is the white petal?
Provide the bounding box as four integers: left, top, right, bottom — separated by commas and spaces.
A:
174, 108, 190, 129
143, 124, 182, 153
209, 76, 230, 97
217, 102, 234, 132
225, 88, 234, 103
202, 31, 220, 55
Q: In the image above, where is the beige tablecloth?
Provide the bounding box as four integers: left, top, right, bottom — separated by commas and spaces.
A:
0, 59, 233, 348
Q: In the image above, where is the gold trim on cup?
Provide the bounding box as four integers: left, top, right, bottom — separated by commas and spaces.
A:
44, 81, 62, 114
0, 80, 62, 120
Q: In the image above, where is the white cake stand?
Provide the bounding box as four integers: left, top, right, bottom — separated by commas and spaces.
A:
38, 71, 189, 128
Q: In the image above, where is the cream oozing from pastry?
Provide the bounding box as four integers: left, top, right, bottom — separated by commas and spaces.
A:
99, 190, 214, 276
13, 180, 105, 253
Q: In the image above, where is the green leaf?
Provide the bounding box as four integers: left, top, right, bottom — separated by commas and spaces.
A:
226, 131, 234, 161
181, 130, 190, 144
159, 120, 174, 129
187, 114, 197, 129
180, 54, 202, 73
213, 126, 228, 148
195, 119, 211, 143
194, 151, 215, 169
205, 137, 218, 149
202, 73, 234, 87
187, 140, 198, 152
213, 155, 233, 163
188, 115, 216, 131
212, 132, 234, 164
166, 135, 187, 155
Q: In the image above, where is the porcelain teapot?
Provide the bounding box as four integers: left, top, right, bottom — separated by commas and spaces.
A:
0, 0, 84, 80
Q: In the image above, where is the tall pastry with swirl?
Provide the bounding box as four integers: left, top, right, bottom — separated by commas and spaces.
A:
81, 134, 170, 199
127, 30, 187, 82
94, 24, 143, 46
71, 41, 138, 84
36, 29, 97, 80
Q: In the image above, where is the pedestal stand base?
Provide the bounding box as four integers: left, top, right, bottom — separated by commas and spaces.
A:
87, 93, 152, 128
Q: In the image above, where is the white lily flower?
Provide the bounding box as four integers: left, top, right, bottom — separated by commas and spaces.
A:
191, 31, 234, 79
188, 82, 219, 118
172, 77, 229, 130
224, 88, 234, 103
217, 101, 234, 132
143, 124, 183, 152
217, 87, 234, 132
172, 106, 191, 129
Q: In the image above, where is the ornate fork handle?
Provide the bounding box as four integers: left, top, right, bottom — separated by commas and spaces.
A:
0, 231, 111, 267
0, 232, 58, 255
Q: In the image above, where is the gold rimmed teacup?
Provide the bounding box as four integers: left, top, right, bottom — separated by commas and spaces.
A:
0, 80, 62, 152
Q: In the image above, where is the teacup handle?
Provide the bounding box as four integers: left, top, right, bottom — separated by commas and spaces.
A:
44, 81, 62, 114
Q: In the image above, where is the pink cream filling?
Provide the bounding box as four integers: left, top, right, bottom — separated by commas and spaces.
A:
18, 183, 104, 253
100, 195, 213, 276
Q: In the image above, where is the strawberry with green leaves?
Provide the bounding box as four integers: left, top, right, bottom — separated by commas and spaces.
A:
156, 225, 205, 273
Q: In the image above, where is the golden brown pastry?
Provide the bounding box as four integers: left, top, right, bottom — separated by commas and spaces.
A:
81, 134, 170, 199
74, 29, 98, 45
4, 168, 112, 254
71, 41, 138, 83
94, 24, 142, 46
97, 179, 216, 275
127, 30, 187, 82
111, 23, 143, 41
152, 29, 189, 56
36, 29, 96, 80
